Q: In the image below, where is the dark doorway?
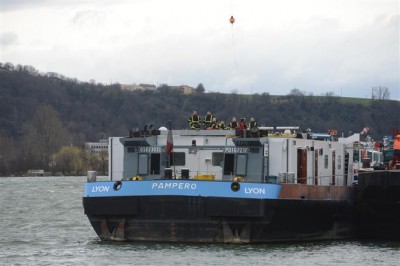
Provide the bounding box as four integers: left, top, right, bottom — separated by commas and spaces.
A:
150, 154, 160, 175
224, 154, 235, 175
297, 149, 307, 184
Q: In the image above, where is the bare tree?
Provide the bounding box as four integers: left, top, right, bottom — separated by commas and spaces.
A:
288, 88, 305, 96
98, 150, 109, 175
0, 131, 15, 176
324, 91, 336, 97
3, 62, 14, 70
372, 87, 390, 100
23, 105, 70, 170
22, 65, 39, 75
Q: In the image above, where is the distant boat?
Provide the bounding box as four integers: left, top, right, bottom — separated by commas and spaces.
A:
27, 169, 44, 176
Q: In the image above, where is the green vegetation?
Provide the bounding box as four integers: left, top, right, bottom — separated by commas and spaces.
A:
0, 63, 398, 176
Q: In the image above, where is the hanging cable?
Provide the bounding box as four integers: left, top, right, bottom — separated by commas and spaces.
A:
229, 0, 238, 69
230, 18, 238, 67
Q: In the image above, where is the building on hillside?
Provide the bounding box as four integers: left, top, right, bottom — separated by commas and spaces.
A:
85, 139, 109, 154
120, 83, 157, 91
180, 85, 195, 95
166, 85, 195, 95
139, 83, 157, 91
121, 83, 194, 94
120, 84, 143, 91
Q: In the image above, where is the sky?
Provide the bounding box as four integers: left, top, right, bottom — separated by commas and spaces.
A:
1, 0, 399, 99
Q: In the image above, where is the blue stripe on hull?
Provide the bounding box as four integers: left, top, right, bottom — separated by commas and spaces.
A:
84, 180, 281, 199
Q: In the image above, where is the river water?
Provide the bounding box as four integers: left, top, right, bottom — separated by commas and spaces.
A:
0, 176, 398, 266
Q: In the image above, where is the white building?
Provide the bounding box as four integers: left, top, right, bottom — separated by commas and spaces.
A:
85, 139, 109, 154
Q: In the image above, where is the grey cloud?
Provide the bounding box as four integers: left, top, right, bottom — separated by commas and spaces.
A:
71, 9, 106, 29
0, 0, 95, 12
0, 0, 52, 11
0, 32, 18, 47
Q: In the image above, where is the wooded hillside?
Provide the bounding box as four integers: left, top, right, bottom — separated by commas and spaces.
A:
0, 64, 398, 175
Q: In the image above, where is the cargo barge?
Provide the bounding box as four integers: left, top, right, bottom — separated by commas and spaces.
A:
84, 126, 383, 243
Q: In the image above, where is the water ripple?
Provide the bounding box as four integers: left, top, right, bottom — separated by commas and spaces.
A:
0, 176, 398, 266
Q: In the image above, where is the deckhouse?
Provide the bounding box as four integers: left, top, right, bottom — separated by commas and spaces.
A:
109, 128, 360, 186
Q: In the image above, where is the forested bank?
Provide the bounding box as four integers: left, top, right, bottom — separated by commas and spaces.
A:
0, 63, 398, 176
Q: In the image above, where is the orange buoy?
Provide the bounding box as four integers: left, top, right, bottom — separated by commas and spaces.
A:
229, 16, 235, 24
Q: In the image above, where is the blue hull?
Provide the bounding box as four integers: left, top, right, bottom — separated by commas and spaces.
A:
84, 180, 282, 199
83, 180, 356, 243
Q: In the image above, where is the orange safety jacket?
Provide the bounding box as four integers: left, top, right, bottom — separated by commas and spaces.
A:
394, 140, 400, 150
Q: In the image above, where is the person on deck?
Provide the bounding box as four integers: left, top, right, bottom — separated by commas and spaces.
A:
218, 121, 225, 130
236, 118, 247, 137
188, 111, 201, 129
247, 117, 258, 130
394, 135, 400, 150
390, 134, 400, 169
203, 111, 213, 129
227, 117, 238, 130
209, 117, 218, 129
237, 118, 247, 131
247, 117, 259, 137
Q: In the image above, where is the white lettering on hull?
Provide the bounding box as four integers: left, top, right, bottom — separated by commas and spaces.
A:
224, 147, 249, 153
151, 182, 197, 190
91, 186, 110, 192
244, 187, 266, 194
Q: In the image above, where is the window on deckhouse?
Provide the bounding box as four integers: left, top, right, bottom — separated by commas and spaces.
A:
170, 152, 185, 166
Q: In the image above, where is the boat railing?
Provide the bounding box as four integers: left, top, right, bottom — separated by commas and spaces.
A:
93, 169, 358, 187
295, 173, 358, 186
129, 128, 161, 137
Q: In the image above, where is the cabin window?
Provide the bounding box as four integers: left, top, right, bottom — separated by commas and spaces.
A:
324, 155, 329, 169
337, 155, 342, 169
170, 152, 185, 166
236, 154, 247, 176
224, 154, 235, 175
353, 150, 360, 162
150, 154, 160, 175
344, 152, 349, 173
212, 152, 224, 166
373, 153, 379, 163
138, 153, 148, 175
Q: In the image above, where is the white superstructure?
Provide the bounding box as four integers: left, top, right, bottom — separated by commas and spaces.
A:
109, 129, 362, 186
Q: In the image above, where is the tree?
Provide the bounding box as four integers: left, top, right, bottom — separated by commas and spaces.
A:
324, 91, 335, 97
22, 65, 38, 75
82, 150, 108, 175
3, 62, 14, 70
53, 146, 84, 175
98, 150, 109, 174
372, 87, 390, 100
288, 88, 305, 96
85, 151, 101, 174
0, 131, 16, 176
22, 105, 70, 170
195, 83, 205, 93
